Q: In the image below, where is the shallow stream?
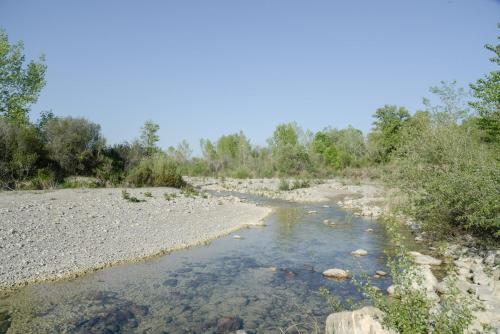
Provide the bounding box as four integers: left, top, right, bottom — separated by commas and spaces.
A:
1, 194, 400, 333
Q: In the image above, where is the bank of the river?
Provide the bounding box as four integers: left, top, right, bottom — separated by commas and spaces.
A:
188, 177, 387, 217
192, 177, 500, 333
0, 187, 271, 291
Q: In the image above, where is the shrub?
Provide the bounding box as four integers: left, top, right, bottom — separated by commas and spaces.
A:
232, 167, 251, 179
391, 117, 499, 239
278, 179, 290, 191
180, 185, 199, 198
163, 192, 177, 201
126, 154, 186, 188
29, 168, 58, 189
121, 189, 143, 202
291, 179, 310, 190
43, 117, 104, 176
0, 119, 45, 188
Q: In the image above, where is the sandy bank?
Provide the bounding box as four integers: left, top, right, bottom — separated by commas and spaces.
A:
0, 187, 271, 290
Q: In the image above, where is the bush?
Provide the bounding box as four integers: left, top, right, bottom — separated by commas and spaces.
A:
0, 119, 45, 188
43, 117, 104, 176
121, 189, 143, 202
30, 168, 58, 189
232, 167, 251, 179
391, 118, 499, 239
278, 179, 290, 191
291, 179, 310, 190
126, 154, 186, 188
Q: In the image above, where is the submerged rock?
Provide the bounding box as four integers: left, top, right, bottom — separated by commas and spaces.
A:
325, 306, 395, 334
351, 249, 368, 256
216, 316, 243, 333
323, 268, 349, 279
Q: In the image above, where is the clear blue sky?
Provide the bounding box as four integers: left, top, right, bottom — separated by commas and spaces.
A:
1, 0, 498, 151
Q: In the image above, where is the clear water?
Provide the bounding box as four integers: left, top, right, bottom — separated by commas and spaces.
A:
1, 194, 399, 334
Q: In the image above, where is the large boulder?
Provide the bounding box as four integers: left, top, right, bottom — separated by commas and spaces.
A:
325, 306, 396, 334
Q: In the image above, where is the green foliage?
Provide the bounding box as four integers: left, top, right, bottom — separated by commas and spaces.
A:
199, 132, 253, 176
368, 105, 410, 163
163, 192, 177, 201
121, 189, 143, 202
354, 216, 475, 334
278, 179, 290, 191
126, 154, 186, 188
232, 167, 251, 179
469, 25, 500, 144
144, 191, 153, 197
291, 179, 310, 190
29, 168, 57, 189
312, 126, 366, 170
43, 117, 104, 176
140, 120, 160, 156
269, 123, 311, 176
319, 287, 343, 313
0, 119, 45, 188
0, 30, 46, 124
391, 84, 499, 239
180, 185, 199, 198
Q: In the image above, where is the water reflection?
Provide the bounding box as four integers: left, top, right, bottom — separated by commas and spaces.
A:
1, 197, 395, 334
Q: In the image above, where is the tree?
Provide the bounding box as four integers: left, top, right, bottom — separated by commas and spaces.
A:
0, 30, 47, 124
312, 131, 339, 168
369, 105, 410, 163
269, 123, 311, 175
469, 24, 500, 143
140, 120, 160, 155
43, 117, 104, 175
0, 119, 44, 187
167, 139, 192, 163
424, 81, 470, 124
269, 123, 299, 148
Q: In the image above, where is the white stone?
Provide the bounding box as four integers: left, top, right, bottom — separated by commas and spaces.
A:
325, 306, 396, 334
323, 268, 349, 279
351, 249, 368, 256
408, 251, 442, 265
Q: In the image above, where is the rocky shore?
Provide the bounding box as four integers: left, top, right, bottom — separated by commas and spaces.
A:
189, 177, 499, 333
0, 187, 271, 290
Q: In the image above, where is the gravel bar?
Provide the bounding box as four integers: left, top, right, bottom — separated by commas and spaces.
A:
0, 187, 271, 290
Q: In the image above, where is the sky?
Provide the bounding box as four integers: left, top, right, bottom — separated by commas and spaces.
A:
0, 0, 499, 152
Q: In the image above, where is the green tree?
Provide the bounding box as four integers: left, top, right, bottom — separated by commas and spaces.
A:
269, 123, 310, 175
140, 120, 160, 155
469, 24, 500, 143
424, 81, 470, 124
312, 131, 339, 168
369, 105, 410, 163
0, 30, 47, 124
43, 117, 104, 175
0, 119, 44, 188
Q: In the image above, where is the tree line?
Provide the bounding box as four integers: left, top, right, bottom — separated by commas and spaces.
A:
0, 27, 498, 239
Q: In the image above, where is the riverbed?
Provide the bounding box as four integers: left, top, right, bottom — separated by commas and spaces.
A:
0, 193, 401, 333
